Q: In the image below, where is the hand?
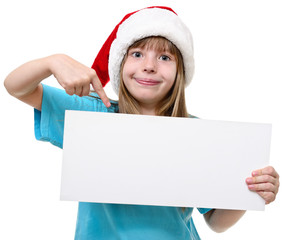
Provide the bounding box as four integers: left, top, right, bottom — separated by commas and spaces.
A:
49, 54, 110, 107
246, 166, 280, 204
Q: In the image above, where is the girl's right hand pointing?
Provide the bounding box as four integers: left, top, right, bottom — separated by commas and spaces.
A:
49, 54, 111, 108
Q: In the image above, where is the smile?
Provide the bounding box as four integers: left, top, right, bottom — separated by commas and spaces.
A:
134, 78, 161, 86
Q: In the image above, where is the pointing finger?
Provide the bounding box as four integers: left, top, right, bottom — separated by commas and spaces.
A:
91, 78, 111, 108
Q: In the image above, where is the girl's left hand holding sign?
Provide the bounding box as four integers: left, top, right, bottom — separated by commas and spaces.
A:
246, 166, 280, 204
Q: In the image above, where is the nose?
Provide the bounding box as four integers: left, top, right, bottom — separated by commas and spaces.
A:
143, 56, 156, 73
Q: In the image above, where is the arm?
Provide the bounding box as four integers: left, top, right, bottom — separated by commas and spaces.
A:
4, 54, 110, 110
204, 209, 246, 233
204, 166, 280, 233
4, 56, 50, 110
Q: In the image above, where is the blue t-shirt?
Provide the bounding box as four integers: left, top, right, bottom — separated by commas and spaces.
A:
34, 84, 212, 240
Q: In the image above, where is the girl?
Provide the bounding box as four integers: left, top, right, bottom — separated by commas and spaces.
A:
4, 6, 280, 240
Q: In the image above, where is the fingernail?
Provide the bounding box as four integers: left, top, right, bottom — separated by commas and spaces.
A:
246, 178, 253, 184
248, 185, 254, 190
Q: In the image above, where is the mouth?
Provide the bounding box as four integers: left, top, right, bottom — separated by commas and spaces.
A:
134, 78, 161, 86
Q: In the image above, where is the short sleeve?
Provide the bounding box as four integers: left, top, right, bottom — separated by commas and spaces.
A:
197, 207, 212, 215
34, 84, 118, 149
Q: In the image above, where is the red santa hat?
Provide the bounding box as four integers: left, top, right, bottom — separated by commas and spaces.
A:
92, 6, 194, 95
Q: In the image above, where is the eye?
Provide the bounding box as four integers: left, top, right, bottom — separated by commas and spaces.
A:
159, 55, 171, 61
131, 51, 142, 58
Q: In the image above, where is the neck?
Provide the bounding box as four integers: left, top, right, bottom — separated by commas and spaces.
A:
139, 103, 157, 116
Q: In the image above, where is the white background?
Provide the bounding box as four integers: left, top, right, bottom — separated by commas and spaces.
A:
0, 0, 283, 239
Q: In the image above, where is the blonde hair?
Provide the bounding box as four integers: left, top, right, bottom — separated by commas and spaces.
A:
118, 37, 188, 117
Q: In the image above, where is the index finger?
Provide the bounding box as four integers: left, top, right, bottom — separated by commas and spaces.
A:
252, 166, 279, 178
91, 78, 111, 108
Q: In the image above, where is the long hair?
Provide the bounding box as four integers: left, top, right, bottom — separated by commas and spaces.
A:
118, 37, 188, 117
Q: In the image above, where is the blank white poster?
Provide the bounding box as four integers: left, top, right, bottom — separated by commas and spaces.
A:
61, 111, 271, 211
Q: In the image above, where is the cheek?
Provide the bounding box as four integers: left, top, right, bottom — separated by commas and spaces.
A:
166, 65, 177, 85
122, 60, 133, 82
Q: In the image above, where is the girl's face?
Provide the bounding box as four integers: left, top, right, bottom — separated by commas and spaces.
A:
122, 46, 177, 112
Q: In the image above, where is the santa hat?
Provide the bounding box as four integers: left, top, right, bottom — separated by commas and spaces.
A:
92, 6, 194, 95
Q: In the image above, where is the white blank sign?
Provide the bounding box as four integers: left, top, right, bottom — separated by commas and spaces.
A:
61, 111, 271, 211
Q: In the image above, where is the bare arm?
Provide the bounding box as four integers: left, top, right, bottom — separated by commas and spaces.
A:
4, 54, 110, 110
4, 56, 51, 110
204, 209, 246, 233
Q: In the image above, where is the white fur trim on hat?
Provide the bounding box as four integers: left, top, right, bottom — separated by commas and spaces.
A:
109, 7, 194, 95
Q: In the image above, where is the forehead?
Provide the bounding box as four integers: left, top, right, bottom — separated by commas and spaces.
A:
129, 37, 176, 54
